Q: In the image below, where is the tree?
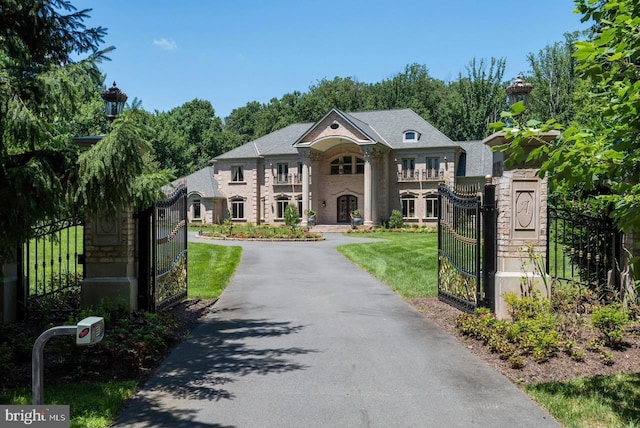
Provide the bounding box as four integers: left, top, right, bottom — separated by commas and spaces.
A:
367, 64, 449, 127
0, 0, 170, 263
525, 32, 581, 125
491, 0, 640, 234
148, 99, 226, 176
450, 58, 507, 141
0, 0, 108, 261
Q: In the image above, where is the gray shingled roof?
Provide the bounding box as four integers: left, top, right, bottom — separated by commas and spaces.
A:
171, 166, 224, 198
215, 123, 313, 160
348, 109, 459, 148
457, 140, 493, 177
214, 109, 460, 161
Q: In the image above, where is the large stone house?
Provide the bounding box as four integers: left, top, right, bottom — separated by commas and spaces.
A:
182, 107, 491, 226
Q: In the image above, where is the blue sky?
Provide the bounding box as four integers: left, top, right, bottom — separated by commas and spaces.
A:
83, 0, 587, 119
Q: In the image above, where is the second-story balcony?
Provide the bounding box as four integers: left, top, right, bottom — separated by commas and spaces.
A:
397, 169, 444, 182
274, 173, 302, 185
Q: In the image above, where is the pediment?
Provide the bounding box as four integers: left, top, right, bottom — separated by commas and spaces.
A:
294, 109, 377, 147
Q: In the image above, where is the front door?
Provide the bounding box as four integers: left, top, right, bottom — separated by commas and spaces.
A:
337, 195, 358, 223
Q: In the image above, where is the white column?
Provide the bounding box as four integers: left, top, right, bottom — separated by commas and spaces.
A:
363, 148, 374, 227
301, 160, 310, 227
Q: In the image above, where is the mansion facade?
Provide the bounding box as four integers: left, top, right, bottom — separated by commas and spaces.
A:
179, 108, 491, 227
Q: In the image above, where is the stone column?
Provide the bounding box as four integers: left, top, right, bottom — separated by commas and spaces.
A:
301, 160, 310, 227
363, 147, 374, 227
81, 206, 138, 311
483, 131, 558, 319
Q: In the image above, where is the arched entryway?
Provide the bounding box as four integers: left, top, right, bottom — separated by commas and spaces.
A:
337, 195, 357, 223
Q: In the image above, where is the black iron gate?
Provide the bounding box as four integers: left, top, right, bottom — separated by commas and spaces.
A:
437, 183, 496, 313
17, 216, 84, 321
547, 199, 622, 300
138, 185, 188, 312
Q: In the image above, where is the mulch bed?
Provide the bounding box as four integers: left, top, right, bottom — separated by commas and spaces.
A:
410, 297, 640, 385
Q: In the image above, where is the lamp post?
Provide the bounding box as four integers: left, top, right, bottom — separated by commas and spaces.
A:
506, 74, 533, 107
101, 82, 128, 121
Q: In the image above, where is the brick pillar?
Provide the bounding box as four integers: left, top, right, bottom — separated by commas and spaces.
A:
80, 206, 138, 311
483, 131, 558, 319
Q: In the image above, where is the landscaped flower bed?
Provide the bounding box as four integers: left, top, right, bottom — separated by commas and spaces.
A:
193, 224, 324, 240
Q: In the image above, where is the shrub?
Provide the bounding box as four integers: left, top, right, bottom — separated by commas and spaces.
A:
591, 305, 629, 348
284, 204, 300, 230
503, 291, 551, 321
388, 209, 404, 229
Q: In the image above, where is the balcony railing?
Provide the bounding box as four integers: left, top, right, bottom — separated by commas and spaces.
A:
274, 173, 302, 185
397, 169, 444, 182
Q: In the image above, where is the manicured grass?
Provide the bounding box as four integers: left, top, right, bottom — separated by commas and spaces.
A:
0, 381, 137, 428
525, 373, 640, 428
188, 242, 241, 300
337, 231, 438, 298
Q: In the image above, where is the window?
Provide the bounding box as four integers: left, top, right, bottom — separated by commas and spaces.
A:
426, 157, 440, 179
276, 163, 288, 183
401, 194, 416, 218
231, 165, 244, 182
401, 158, 415, 180
296, 196, 303, 217
330, 156, 365, 175
342, 156, 353, 174
403, 130, 420, 142
193, 200, 201, 219
231, 199, 244, 219
276, 197, 289, 219
425, 196, 439, 219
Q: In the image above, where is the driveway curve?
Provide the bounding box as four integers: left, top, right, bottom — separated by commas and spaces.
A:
115, 233, 558, 428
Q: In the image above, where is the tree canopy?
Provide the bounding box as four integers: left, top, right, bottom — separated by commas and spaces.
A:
491, 0, 640, 234
0, 0, 170, 262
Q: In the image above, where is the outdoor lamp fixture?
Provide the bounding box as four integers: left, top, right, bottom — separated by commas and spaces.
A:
506, 74, 533, 107
101, 82, 128, 121
322, 200, 326, 208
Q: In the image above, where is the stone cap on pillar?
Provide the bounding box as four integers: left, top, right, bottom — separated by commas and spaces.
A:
483, 130, 560, 175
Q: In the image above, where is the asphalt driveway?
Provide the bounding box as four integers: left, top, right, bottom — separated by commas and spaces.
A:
114, 233, 559, 428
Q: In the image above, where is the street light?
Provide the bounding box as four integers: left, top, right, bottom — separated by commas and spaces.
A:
506, 74, 533, 106
101, 82, 128, 121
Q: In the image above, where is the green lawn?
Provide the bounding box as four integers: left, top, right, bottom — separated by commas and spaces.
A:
188, 242, 241, 299
0, 381, 137, 428
525, 373, 640, 428
337, 231, 438, 298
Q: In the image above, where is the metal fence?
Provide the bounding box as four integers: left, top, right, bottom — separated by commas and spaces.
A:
547, 199, 622, 301
17, 217, 84, 321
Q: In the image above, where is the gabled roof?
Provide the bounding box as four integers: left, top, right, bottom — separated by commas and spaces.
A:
171, 166, 224, 199
293, 108, 387, 146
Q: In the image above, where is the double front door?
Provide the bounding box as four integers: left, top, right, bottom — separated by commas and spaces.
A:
337, 195, 358, 223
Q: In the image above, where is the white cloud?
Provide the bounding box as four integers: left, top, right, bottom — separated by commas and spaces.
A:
153, 38, 177, 51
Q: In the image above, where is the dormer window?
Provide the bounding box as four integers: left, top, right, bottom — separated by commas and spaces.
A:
403, 130, 420, 142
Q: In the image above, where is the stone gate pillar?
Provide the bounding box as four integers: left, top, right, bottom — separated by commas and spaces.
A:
80, 206, 138, 311
483, 131, 559, 319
